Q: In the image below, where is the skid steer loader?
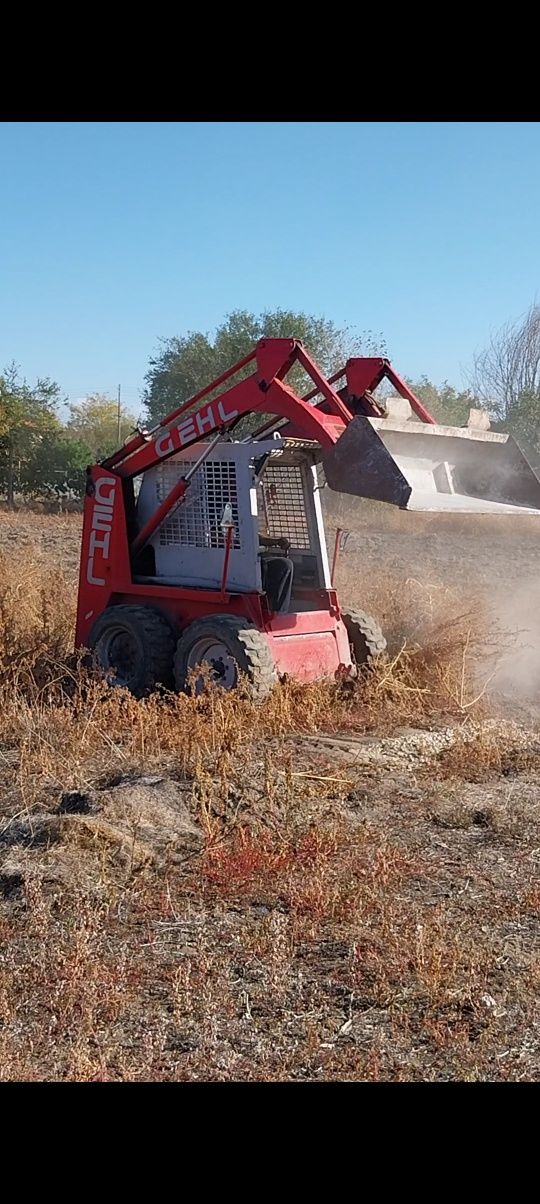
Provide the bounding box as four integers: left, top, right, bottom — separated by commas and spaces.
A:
76, 338, 540, 698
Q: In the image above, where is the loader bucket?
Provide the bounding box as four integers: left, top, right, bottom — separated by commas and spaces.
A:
322, 416, 540, 515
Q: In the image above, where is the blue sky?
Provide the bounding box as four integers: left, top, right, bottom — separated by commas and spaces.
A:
1, 121, 539, 416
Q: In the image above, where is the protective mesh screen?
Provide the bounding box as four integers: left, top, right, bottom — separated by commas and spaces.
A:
257, 463, 310, 549
157, 460, 240, 549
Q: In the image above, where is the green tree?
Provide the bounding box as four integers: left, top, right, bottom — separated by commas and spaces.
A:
67, 394, 138, 461
0, 364, 61, 504
144, 308, 386, 424
21, 432, 92, 496
406, 376, 476, 426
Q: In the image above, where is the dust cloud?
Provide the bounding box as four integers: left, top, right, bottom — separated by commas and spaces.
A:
485, 580, 540, 718
329, 505, 540, 720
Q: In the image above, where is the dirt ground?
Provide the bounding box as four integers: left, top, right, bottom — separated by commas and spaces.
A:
1, 506, 539, 1081
0, 509, 82, 577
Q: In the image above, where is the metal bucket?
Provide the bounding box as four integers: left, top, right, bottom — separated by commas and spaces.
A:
322, 417, 540, 515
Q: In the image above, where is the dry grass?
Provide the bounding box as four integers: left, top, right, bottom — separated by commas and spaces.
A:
429, 728, 540, 783
1, 511, 540, 1082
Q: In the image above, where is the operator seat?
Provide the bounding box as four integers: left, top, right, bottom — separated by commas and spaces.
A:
259, 536, 294, 613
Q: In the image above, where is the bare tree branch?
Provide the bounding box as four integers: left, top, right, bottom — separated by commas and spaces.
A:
472, 302, 540, 419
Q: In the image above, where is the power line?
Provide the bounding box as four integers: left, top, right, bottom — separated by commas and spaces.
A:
61, 389, 143, 400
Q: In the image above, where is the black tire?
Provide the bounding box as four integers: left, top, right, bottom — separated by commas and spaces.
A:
174, 615, 277, 700
342, 608, 387, 669
88, 605, 176, 697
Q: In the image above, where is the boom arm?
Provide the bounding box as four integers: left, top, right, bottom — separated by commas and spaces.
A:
102, 339, 436, 481
79, 337, 540, 621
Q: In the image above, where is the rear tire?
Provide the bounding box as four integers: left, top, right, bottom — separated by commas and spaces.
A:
342, 609, 386, 669
174, 615, 277, 700
88, 605, 176, 697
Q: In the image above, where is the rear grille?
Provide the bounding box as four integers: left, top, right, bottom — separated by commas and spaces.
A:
157, 460, 241, 548
258, 463, 310, 549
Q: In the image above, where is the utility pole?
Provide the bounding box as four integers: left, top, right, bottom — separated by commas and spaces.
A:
117, 384, 121, 442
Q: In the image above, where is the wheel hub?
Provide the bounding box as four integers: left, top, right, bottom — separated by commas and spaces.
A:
186, 638, 238, 692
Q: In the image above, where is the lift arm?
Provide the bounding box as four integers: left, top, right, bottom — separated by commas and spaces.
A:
101, 339, 435, 482
85, 337, 540, 566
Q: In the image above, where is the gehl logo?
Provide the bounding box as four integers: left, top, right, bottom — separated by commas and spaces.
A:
154, 398, 239, 457
87, 477, 116, 586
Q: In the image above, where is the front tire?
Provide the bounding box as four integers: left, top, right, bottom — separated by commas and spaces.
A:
174, 615, 277, 700
88, 605, 175, 697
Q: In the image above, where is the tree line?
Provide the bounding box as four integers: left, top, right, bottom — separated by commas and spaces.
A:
0, 375, 139, 504
2, 303, 540, 504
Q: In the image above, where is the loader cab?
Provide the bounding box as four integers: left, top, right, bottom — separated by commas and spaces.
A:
134, 437, 331, 612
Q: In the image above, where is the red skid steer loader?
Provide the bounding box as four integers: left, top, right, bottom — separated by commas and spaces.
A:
76, 339, 540, 698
